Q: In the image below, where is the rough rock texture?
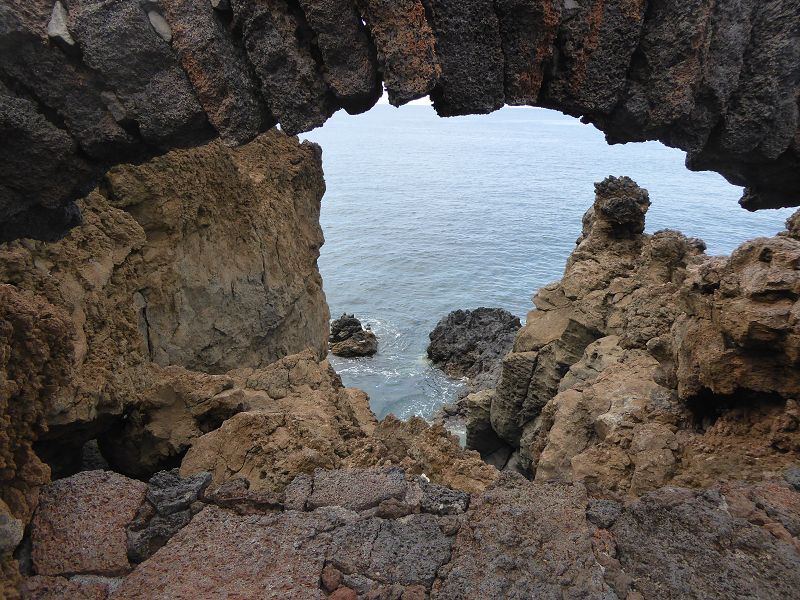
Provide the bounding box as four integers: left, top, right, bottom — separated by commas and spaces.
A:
30, 471, 146, 577
0, 130, 329, 476
355, 0, 440, 106
3, 0, 800, 240
177, 351, 378, 493
20, 468, 800, 599
432, 475, 611, 598
298, 0, 382, 113
329, 314, 379, 357
0, 286, 72, 524
101, 129, 329, 374
126, 469, 211, 563
428, 308, 521, 391
423, 0, 505, 116
472, 176, 800, 496
230, 0, 337, 135
177, 357, 496, 496
344, 416, 499, 494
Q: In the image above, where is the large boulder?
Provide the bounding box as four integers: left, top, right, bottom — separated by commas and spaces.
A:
427, 307, 520, 392
30, 471, 146, 577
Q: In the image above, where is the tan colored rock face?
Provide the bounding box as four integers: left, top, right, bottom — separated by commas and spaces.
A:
31, 471, 146, 577
104, 130, 329, 375
0, 130, 329, 475
178, 352, 378, 493
480, 178, 800, 495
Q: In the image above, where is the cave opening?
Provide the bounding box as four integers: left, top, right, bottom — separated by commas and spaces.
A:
301, 99, 794, 423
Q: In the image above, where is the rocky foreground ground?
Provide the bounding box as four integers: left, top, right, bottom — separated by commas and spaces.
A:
2, 131, 800, 598
14, 466, 800, 599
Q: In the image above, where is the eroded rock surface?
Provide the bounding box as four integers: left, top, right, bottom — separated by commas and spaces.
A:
0, 130, 329, 478
16, 468, 800, 600
471, 176, 800, 497
2, 0, 799, 240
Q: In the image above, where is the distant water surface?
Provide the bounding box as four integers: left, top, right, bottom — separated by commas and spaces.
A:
301, 104, 793, 420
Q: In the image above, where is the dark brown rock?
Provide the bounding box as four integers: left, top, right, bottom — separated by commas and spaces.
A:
161, 0, 271, 145
66, 0, 212, 147
298, 0, 382, 113
423, 0, 505, 116
231, 0, 337, 134
356, 0, 440, 105
31, 471, 146, 577
495, 0, 562, 105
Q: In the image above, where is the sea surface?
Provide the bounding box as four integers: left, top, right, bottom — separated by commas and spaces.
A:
301, 104, 793, 421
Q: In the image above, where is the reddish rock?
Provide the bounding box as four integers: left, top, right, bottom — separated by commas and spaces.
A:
19, 575, 105, 600
329, 588, 357, 600
109, 506, 331, 599
355, 0, 440, 105
31, 471, 146, 577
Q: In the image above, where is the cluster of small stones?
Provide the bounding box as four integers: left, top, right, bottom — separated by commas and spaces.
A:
2, 0, 800, 241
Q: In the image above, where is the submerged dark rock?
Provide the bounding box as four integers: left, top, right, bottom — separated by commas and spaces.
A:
329, 313, 378, 357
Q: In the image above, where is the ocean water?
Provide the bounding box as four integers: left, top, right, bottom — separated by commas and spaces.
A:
301, 104, 794, 421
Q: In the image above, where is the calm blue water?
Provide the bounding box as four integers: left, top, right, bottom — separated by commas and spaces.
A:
302, 104, 794, 421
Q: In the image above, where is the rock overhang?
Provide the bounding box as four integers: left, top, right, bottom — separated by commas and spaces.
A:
1, 0, 799, 242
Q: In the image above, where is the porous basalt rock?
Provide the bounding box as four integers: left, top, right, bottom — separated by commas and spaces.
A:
474, 177, 800, 496
16, 467, 800, 599
427, 307, 520, 391
298, 0, 382, 113
3, 0, 800, 240
30, 471, 146, 577
355, 0, 440, 106
329, 314, 378, 357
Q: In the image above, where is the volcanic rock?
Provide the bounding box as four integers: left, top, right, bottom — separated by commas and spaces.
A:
355, 0, 440, 106
474, 177, 800, 495
3, 1, 800, 239
428, 307, 521, 391
0, 130, 330, 477
330, 314, 378, 357
30, 471, 146, 577
15, 467, 800, 599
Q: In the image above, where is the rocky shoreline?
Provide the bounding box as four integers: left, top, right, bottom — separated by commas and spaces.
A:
2, 112, 800, 599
